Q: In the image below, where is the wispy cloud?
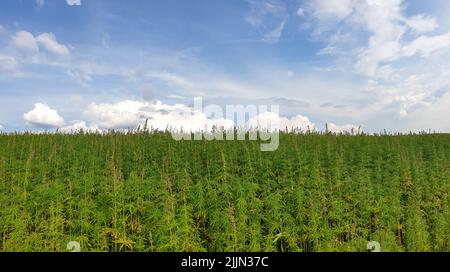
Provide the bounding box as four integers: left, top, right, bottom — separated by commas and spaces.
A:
245, 0, 288, 43
66, 0, 81, 6
263, 19, 287, 43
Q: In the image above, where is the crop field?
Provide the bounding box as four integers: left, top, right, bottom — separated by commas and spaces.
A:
0, 132, 449, 252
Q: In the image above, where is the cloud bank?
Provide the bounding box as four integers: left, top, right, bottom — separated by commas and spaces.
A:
20, 99, 359, 134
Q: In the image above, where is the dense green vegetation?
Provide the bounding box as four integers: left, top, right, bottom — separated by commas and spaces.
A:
0, 132, 449, 252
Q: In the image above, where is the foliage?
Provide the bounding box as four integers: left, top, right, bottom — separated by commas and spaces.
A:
0, 131, 448, 252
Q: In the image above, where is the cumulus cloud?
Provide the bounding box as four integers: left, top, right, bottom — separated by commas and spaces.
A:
247, 111, 315, 132
59, 121, 99, 133
18, 98, 364, 135
85, 100, 235, 132
9, 31, 70, 58
9, 31, 39, 56
0, 30, 70, 76
24, 103, 65, 128
85, 100, 145, 130
78, 99, 324, 134
36, 33, 70, 56
327, 123, 361, 134
66, 0, 81, 6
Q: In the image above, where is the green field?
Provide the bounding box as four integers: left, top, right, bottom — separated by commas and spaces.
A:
0, 132, 449, 252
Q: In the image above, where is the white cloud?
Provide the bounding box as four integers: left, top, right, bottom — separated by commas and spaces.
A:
247, 111, 315, 132
359, 3, 450, 75
245, 0, 288, 43
85, 100, 235, 132
297, 8, 305, 17
309, 0, 450, 77
355, 67, 450, 124
85, 100, 145, 130
150, 72, 196, 90
307, 0, 450, 130
10, 31, 39, 56
36, 33, 70, 56
8, 30, 70, 60
327, 123, 361, 134
245, 0, 285, 26
353, 0, 407, 76
17, 97, 366, 135
0, 30, 72, 77
0, 55, 20, 73
0, 124, 3, 130
24, 103, 65, 128
66, 68, 92, 85
406, 15, 438, 34
84, 99, 323, 133
309, 0, 354, 20
401, 33, 450, 57
59, 121, 99, 133
135, 70, 263, 98
406, 92, 450, 132
263, 19, 286, 43
66, 0, 81, 6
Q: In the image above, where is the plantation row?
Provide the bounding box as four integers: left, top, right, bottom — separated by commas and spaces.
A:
0, 132, 448, 252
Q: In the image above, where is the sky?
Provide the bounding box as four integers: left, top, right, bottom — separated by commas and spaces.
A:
1, 0, 450, 133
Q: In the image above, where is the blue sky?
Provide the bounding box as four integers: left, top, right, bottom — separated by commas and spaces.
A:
1, 0, 450, 133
